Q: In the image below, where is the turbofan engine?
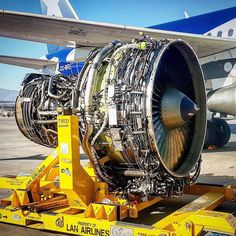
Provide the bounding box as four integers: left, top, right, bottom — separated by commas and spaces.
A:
15, 37, 206, 198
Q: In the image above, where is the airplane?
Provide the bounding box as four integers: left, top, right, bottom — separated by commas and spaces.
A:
0, 0, 236, 149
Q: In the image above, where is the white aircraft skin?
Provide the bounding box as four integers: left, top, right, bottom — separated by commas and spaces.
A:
41, 0, 64, 17
40, 0, 78, 19
202, 20, 236, 90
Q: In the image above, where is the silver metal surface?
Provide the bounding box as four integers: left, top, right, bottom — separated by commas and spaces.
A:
162, 88, 190, 129
207, 84, 236, 116
15, 74, 75, 147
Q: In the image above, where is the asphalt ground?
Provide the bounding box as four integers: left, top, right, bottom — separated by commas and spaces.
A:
0, 117, 236, 235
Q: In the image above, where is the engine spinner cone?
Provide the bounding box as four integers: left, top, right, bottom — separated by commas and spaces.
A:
161, 88, 199, 129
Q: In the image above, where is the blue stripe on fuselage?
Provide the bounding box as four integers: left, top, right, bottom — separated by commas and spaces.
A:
46, 47, 84, 77
58, 61, 84, 76
150, 6, 236, 34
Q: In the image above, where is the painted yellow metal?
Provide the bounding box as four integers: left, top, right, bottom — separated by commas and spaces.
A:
0, 114, 235, 235
128, 197, 162, 218
57, 115, 94, 209
84, 203, 117, 221
22, 149, 59, 190
187, 210, 236, 234
153, 192, 229, 233
93, 182, 109, 203
0, 149, 58, 191
0, 205, 235, 235
185, 183, 236, 201
0, 149, 59, 208
0, 177, 24, 190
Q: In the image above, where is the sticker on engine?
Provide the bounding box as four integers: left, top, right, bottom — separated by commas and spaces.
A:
108, 85, 115, 98
108, 105, 117, 126
23, 97, 31, 102
110, 226, 133, 236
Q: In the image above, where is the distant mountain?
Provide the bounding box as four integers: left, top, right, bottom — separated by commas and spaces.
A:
0, 88, 18, 102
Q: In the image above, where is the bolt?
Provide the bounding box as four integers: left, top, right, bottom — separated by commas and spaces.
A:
185, 221, 192, 229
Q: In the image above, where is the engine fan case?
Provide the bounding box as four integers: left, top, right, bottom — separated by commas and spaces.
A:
147, 40, 206, 177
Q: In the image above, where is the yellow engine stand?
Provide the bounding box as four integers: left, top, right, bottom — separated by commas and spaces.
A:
0, 115, 236, 235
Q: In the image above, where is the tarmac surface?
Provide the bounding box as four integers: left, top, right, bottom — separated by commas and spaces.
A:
0, 117, 236, 235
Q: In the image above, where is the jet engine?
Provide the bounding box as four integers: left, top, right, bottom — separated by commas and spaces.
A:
15, 38, 206, 198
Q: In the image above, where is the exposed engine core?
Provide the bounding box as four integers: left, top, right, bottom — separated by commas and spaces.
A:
15, 37, 206, 198
16, 73, 75, 147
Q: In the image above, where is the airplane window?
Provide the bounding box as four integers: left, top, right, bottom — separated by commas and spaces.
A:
207, 32, 212, 36
217, 31, 222, 37
228, 29, 234, 37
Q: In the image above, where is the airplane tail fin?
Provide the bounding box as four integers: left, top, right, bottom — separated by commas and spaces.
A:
39, 0, 78, 53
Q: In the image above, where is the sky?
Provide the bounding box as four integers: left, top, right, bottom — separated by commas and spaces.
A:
0, 0, 236, 90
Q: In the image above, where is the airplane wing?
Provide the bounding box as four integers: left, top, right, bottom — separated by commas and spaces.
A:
0, 55, 57, 70
1, 10, 236, 58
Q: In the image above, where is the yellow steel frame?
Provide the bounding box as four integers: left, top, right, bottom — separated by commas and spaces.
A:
0, 115, 236, 235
